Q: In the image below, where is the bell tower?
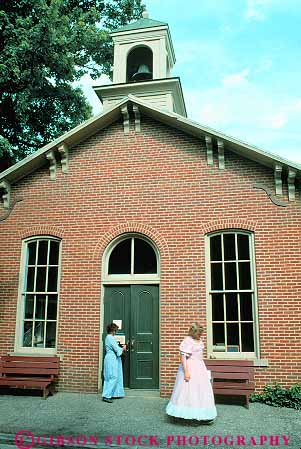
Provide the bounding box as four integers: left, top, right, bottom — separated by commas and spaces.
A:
93, 11, 186, 117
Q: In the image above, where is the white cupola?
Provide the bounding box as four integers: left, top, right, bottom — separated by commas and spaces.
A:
93, 11, 186, 117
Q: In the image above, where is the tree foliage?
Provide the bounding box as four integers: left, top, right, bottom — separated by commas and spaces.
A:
0, 0, 144, 165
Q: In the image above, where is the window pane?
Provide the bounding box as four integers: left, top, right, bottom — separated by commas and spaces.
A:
27, 242, 37, 265
46, 322, 56, 348
225, 293, 238, 321
26, 267, 35, 292
36, 267, 46, 291
239, 262, 251, 289
134, 238, 157, 274
213, 323, 225, 348
47, 295, 58, 320
23, 322, 33, 347
34, 322, 44, 347
227, 323, 239, 347
225, 263, 237, 290
238, 234, 250, 260
211, 263, 223, 290
240, 293, 253, 321
48, 267, 58, 292
49, 241, 60, 265
210, 235, 222, 261
241, 323, 254, 351
223, 234, 236, 260
108, 239, 131, 274
35, 295, 46, 319
24, 295, 34, 319
212, 294, 224, 321
38, 240, 48, 265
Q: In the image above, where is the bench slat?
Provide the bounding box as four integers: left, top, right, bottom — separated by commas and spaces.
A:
1, 356, 59, 363
0, 380, 51, 387
1, 361, 59, 369
213, 388, 253, 395
206, 366, 253, 373
1, 368, 58, 375
213, 381, 255, 389
205, 360, 254, 366
211, 372, 253, 380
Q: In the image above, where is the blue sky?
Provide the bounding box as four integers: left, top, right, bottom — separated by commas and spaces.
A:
81, 0, 301, 165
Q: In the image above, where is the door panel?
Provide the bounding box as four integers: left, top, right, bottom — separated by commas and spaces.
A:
130, 285, 159, 389
103, 285, 131, 387
103, 285, 159, 389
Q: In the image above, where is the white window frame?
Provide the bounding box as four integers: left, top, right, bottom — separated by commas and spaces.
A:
14, 236, 62, 355
102, 234, 160, 284
205, 230, 260, 359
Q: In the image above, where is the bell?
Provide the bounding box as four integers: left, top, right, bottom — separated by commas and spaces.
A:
131, 64, 152, 81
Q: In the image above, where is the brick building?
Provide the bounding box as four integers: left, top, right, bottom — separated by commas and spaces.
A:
0, 13, 300, 397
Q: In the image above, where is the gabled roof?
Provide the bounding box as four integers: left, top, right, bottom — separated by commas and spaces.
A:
0, 95, 300, 186
112, 18, 167, 34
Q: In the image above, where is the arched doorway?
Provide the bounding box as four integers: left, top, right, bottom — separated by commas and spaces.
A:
102, 234, 160, 389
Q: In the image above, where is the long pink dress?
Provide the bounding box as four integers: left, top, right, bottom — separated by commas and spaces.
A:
166, 336, 217, 420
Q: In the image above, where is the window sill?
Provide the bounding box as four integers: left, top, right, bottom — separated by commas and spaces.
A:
10, 350, 57, 357
253, 359, 269, 367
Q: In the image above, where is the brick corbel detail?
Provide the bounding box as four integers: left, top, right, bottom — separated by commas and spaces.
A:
92, 222, 170, 263
18, 225, 65, 239
200, 219, 258, 235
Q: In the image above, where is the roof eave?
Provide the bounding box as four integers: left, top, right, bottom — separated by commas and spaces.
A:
0, 98, 127, 184
126, 95, 301, 176
1, 95, 300, 185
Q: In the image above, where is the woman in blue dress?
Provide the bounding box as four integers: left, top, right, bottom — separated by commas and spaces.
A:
102, 323, 127, 403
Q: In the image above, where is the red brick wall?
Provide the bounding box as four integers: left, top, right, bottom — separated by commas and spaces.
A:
0, 115, 300, 396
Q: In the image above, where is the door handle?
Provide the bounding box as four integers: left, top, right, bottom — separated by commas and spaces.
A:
131, 338, 135, 352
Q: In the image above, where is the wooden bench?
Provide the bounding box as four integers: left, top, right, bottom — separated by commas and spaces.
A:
204, 359, 255, 408
0, 355, 59, 399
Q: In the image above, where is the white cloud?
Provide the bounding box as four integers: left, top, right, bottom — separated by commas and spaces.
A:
222, 69, 250, 87
294, 100, 301, 111
255, 59, 273, 74
183, 78, 301, 164
267, 113, 288, 129
245, 0, 273, 21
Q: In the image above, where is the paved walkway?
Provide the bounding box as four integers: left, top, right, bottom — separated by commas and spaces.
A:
0, 391, 300, 449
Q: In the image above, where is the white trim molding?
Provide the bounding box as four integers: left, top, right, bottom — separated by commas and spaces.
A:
287, 168, 296, 201
205, 136, 213, 166
46, 150, 57, 180
217, 140, 225, 170
0, 179, 11, 209
121, 104, 130, 134
274, 164, 283, 195
58, 143, 69, 174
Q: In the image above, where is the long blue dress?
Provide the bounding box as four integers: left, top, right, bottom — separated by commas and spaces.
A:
102, 334, 125, 399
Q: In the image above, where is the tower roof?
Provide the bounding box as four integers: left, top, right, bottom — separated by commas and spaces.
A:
112, 17, 167, 34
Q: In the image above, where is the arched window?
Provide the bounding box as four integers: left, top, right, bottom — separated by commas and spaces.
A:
108, 237, 158, 276
206, 231, 258, 357
18, 237, 61, 351
126, 46, 153, 83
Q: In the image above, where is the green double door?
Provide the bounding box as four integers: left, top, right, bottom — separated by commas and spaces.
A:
103, 285, 159, 389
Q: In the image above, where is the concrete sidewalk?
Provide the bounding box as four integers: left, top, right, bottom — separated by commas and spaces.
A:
0, 390, 299, 449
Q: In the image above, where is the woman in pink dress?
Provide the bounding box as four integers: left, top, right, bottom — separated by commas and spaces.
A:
166, 323, 217, 422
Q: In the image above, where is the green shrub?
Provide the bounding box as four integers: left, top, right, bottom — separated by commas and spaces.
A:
250, 383, 301, 410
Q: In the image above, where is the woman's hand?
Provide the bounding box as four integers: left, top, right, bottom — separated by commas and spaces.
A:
122, 344, 127, 352
184, 371, 191, 382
